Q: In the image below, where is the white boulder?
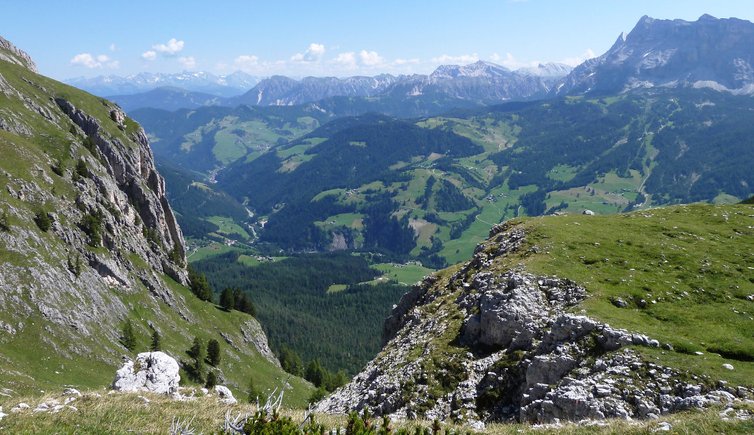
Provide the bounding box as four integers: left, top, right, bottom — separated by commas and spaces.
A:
112, 352, 180, 395
0, 406, 6, 421
215, 385, 237, 404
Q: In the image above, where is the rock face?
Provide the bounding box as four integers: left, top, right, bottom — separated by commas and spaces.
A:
556, 15, 754, 95
0, 36, 197, 386
316, 222, 750, 425
112, 352, 180, 395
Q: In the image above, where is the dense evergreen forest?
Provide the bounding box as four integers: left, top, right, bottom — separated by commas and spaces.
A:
192, 252, 408, 374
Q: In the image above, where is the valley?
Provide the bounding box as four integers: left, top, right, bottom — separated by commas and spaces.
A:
2, 9, 754, 433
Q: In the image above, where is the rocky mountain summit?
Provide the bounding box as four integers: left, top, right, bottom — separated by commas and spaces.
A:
557, 14, 754, 95
316, 214, 754, 427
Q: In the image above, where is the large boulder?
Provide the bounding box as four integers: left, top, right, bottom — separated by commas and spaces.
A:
112, 352, 180, 395
215, 385, 237, 405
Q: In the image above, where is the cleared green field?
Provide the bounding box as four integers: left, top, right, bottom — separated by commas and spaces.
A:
206, 215, 250, 239
372, 262, 435, 286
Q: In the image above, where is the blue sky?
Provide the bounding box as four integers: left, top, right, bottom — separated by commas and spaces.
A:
3, 0, 754, 79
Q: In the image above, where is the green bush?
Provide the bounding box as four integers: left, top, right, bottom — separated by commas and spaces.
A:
34, 209, 52, 232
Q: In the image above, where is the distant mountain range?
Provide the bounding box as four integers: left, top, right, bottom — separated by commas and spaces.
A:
229, 61, 572, 108
101, 62, 572, 112
78, 14, 754, 114
556, 14, 754, 95
65, 70, 260, 97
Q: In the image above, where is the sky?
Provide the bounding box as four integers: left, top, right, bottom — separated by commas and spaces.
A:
3, 0, 754, 80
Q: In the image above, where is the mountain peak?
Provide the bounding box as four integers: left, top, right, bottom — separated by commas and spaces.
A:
556, 13, 754, 95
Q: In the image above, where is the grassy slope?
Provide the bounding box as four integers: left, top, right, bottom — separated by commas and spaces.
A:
1, 391, 752, 434
0, 58, 312, 407
489, 203, 754, 386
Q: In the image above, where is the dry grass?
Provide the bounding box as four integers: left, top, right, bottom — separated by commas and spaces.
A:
1, 390, 752, 434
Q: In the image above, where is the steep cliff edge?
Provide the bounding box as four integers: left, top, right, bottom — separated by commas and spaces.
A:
0, 38, 310, 404
317, 204, 754, 426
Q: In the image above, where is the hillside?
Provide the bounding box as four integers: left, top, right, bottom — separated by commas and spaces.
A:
209, 88, 754, 268
316, 203, 754, 425
0, 37, 312, 406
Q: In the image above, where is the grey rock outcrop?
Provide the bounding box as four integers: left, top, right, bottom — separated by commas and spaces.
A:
112, 352, 180, 395
316, 223, 750, 425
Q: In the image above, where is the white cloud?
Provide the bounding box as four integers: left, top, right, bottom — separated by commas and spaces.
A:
152, 38, 185, 56
359, 50, 384, 67
291, 43, 326, 63
431, 53, 479, 64
141, 50, 157, 61
178, 56, 196, 69
332, 52, 357, 69
70, 53, 118, 69
109, 43, 117, 52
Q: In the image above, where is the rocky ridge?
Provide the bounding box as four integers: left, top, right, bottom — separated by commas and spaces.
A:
316, 222, 752, 427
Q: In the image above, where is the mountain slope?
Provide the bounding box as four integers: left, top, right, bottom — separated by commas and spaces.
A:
209, 88, 754, 267
557, 14, 754, 95
0, 37, 311, 404
317, 203, 754, 424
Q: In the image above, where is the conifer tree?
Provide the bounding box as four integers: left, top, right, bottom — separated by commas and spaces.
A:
206, 339, 221, 366
219, 287, 235, 311
205, 370, 217, 389
185, 337, 205, 382
187, 266, 213, 302
120, 319, 136, 352
150, 328, 161, 351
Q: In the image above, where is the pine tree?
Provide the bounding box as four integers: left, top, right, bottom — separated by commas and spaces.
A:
206, 339, 221, 366
188, 266, 213, 302
234, 290, 256, 316
150, 328, 161, 351
305, 359, 326, 388
120, 319, 136, 352
185, 337, 205, 383
205, 370, 218, 389
219, 287, 235, 311
279, 346, 304, 377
